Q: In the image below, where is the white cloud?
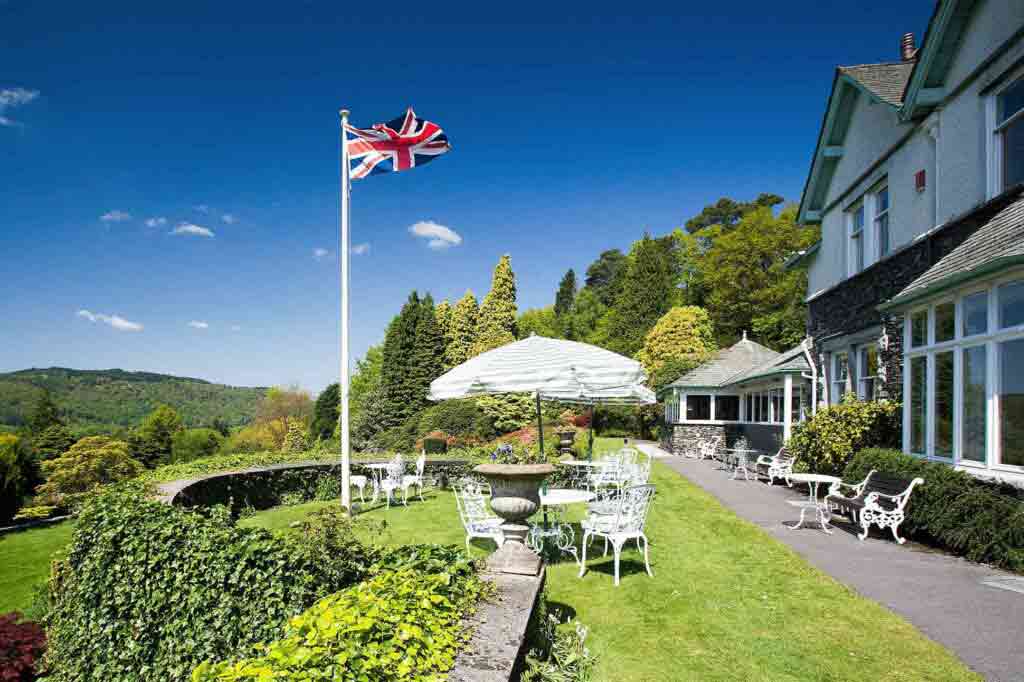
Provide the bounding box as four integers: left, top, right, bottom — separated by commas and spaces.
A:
312, 247, 330, 261
409, 220, 462, 250
221, 213, 236, 224
100, 210, 132, 222
0, 87, 39, 127
187, 320, 209, 329
194, 204, 210, 214
76, 309, 144, 332
171, 222, 215, 238
230, 325, 242, 332
352, 242, 370, 255
144, 216, 167, 228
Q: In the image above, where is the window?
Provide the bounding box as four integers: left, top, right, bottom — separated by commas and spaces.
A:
962, 291, 988, 337
1000, 339, 1024, 467
665, 393, 680, 424
909, 356, 928, 454
686, 395, 711, 421
859, 345, 880, 400
874, 186, 890, 258
745, 394, 753, 422
848, 204, 865, 275
759, 393, 769, 423
996, 77, 1024, 192
903, 279, 1024, 470
832, 352, 849, 402
770, 389, 784, 424
962, 345, 987, 463
717, 395, 740, 421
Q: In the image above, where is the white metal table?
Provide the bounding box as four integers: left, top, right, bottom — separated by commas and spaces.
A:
528, 488, 595, 564
364, 462, 392, 504
724, 448, 761, 480
786, 473, 841, 533
557, 459, 602, 489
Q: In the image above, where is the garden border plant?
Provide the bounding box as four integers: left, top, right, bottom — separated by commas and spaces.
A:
788, 396, 900, 475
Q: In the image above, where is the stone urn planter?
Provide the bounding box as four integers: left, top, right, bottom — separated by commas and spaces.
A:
473, 463, 555, 575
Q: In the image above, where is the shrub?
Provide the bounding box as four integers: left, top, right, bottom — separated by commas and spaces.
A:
43, 488, 376, 682
192, 562, 485, 682
843, 448, 1024, 571
30, 425, 76, 462
34, 436, 142, 511
282, 420, 308, 453
141, 449, 335, 485
788, 397, 900, 475
170, 428, 224, 464
417, 399, 494, 441
1, 434, 37, 523
519, 591, 597, 682
128, 404, 185, 468
221, 422, 278, 454
0, 613, 46, 682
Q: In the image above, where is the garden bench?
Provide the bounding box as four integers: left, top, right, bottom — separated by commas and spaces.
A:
825, 469, 924, 544
755, 447, 795, 486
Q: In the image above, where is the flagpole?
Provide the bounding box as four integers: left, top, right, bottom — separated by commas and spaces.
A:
339, 108, 352, 515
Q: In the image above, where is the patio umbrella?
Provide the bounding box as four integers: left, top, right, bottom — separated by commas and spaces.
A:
428, 334, 652, 455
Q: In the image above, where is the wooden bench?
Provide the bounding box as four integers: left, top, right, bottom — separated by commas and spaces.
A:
825, 469, 924, 544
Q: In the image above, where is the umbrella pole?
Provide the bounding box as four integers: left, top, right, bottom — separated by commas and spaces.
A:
535, 391, 545, 458
588, 404, 594, 460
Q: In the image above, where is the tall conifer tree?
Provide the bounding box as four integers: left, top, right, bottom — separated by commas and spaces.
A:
472, 255, 518, 356
605, 233, 677, 357
554, 269, 577, 318
447, 291, 479, 369
380, 292, 422, 428
409, 294, 446, 414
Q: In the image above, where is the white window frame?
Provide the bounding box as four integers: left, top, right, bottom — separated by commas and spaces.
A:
857, 343, 881, 401
844, 182, 890, 276
987, 69, 1024, 199
902, 273, 1024, 474
873, 184, 890, 260
847, 203, 865, 277
832, 352, 850, 403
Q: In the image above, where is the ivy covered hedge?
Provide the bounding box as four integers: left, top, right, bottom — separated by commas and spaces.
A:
844, 449, 1024, 571
43, 488, 399, 680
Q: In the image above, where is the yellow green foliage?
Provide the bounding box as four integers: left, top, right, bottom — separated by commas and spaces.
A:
472, 255, 518, 356
36, 436, 143, 508
637, 305, 716, 378
192, 567, 486, 682
788, 397, 902, 475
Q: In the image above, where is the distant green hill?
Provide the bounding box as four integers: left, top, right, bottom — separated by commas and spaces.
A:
0, 367, 266, 434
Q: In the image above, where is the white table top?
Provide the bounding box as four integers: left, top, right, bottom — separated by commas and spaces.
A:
364, 462, 392, 469
788, 473, 841, 484
726, 448, 761, 453
541, 488, 595, 505
558, 459, 602, 467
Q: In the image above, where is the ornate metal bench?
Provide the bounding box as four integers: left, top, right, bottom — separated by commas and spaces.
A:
825, 470, 924, 544
755, 447, 795, 486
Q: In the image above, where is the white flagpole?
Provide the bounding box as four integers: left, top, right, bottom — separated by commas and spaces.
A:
339, 109, 352, 514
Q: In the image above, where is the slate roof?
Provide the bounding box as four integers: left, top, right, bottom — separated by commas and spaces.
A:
729, 344, 810, 385
884, 187, 1024, 309
839, 61, 915, 107
666, 336, 780, 389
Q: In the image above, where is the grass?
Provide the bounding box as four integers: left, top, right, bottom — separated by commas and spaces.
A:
242, 438, 980, 682
0, 521, 74, 613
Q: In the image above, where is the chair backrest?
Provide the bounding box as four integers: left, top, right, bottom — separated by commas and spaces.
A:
612, 484, 656, 534
415, 452, 426, 477
453, 479, 494, 526
864, 473, 924, 509
774, 446, 795, 464
629, 454, 652, 486
385, 455, 405, 483
618, 447, 640, 466
591, 458, 623, 488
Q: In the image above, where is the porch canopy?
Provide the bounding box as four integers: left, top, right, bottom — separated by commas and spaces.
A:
428, 334, 652, 454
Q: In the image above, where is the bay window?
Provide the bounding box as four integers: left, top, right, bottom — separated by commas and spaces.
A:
903, 276, 1024, 473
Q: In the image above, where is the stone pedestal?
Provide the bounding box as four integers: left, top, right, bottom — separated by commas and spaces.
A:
474, 463, 555, 576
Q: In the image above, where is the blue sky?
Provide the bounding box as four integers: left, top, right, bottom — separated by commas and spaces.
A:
1, 1, 935, 392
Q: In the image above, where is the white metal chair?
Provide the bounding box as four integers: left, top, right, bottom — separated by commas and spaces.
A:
626, 452, 651, 486
756, 447, 795, 486
401, 452, 427, 503
587, 457, 622, 491
350, 474, 368, 504
579, 484, 656, 586
379, 455, 406, 507
453, 478, 503, 551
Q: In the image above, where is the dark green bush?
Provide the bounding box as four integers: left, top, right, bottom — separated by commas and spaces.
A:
844, 448, 1024, 571
789, 398, 901, 474
417, 399, 495, 441
43, 488, 375, 681
170, 428, 224, 464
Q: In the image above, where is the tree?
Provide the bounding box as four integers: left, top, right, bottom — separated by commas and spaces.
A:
435, 299, 454, 367
129, 404, 184, 468
36, 436, 143, 508
637, 306, 717, 381
27, 390, 62, 434
171, 428, 224, 463
697, 205, 818, 349
32, 424, 76, 461
684, 192, 784, 234
380, 293, 424, 429
408, 294, 446, 414
554, 269, 577, 318
254, 386, 314, 450
210, 417, 231, 438
310, 383, 340, 442
604, 233, 678, 357
563, 287, 608, 343
472, 255, 518, 356
446, 291, 479, 368
282, 421, 308, 453
1, 434, 37, 522
584, 249, 627, 307
517, 307, 562, 339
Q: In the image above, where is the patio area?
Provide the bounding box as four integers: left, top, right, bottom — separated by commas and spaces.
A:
648, 442, 1024, 682
240, 438, 979, 682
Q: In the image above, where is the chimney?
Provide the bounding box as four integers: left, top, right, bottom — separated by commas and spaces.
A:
901, 32, 917, 62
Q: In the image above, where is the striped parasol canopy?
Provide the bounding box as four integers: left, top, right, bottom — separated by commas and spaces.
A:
428, 334, 653, 403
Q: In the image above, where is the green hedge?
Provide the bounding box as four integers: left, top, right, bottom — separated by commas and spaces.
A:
43, 488, 375, 681
844, 449, 1024, 571
788, 398, 901, 475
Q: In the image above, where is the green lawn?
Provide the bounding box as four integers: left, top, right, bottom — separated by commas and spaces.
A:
0, 521, 74, 614
242, 443, 979, 682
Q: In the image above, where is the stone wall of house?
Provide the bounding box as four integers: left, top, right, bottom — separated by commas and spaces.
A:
807, 188, 1023, 401
664, 423, 783, 456
665, 423, 725, 456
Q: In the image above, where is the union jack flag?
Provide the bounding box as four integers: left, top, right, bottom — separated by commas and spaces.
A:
345, 107, 451, 180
